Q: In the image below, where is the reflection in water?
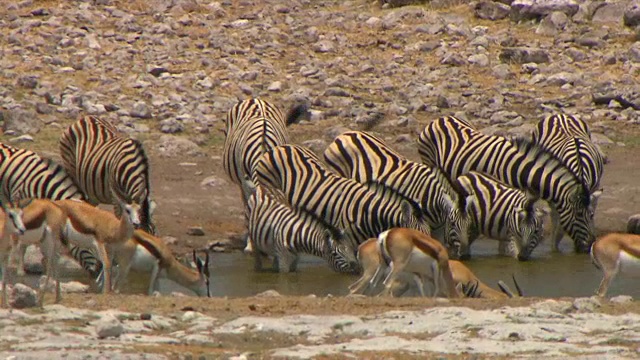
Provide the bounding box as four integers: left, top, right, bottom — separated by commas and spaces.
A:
14, 239, 640, 298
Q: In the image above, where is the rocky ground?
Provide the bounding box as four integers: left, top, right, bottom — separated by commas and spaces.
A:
2, 0, 640, 358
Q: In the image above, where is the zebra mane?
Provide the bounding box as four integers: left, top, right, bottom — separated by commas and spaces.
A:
511, 136, 591, 205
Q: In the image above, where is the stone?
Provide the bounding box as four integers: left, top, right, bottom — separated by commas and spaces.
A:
499, 47, 550, 63
610, 295, 633, 304
23, 245, 44, 275
573, 297, 601, 312
130, 101, 152, 119
624, 1, 640, 27
10, 284, 37, 309
627, 42, 640, 62
592, 2, 626, 24
468, 53, 490, 67
474, 1, 511, 20
255, 290, 282, 298
441, 53, 467, 66
156, 135, 205, 157
200, 176, 228, 188
313, 40, 334, 53
95, 315, 124, 338
511, 0, 579, 20
626, 214, 640, 234
301, 139, 327, 154
268, 81, 282, 92
9, 135, 34, 143
17, 75, 39, 89
0, 109, 42, 135
159, 119, 184, 134
187, 227, 205, 236
492, 63, 513, 79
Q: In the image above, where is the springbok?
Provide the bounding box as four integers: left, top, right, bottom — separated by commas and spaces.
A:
374, 228, 461, 298
53, 193, 140, 293
0, 198, 67, 307
110, 229, 211, 297
349, 237, 522, 298
591, 233, 640, 297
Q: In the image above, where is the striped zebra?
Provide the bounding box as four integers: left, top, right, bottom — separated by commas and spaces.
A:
251, 144, 431, 249
455, 171, 548, 260
0, 143, 103, 281
246, 184, 359, 273
323, 131, 469, 257
418, 116, 598, 253
59, 115, 156, 235
532, 114, 606, 250
223, 98, 306, 207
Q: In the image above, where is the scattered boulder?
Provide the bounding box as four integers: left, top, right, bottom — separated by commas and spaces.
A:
156, 135, 205, 157
499, 47, 551, 63
474, 1, 512, 20
592, 2, 627, 24
626, 213, 640, 234
573, 297, 601, 312
10, 283, 38, 309
95, 315, 124, 339
624, 1, 640, 27
511, 0, 579, 20
0, 109, 42, 135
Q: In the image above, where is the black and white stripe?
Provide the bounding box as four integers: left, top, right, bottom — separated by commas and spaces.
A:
323, 131, 469, 257
246, 185, 358, 273
532, 113, 605, 198
418, 116, 597, 253
455, 171, 547, 260
223, 98, 306, 206
59, 116, 155, 234
251, 144, 432, 248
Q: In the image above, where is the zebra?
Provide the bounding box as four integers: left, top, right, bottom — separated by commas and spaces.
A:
418, 116, 599, 253
532, 114, 606, 249
223, 98, 307, 208
323, 130, 469, 257
245, 184, 359, 273
0, 143, 103, 282
251, 144, 432, 249
455, 171, 548, 260
59, 115, 156, 235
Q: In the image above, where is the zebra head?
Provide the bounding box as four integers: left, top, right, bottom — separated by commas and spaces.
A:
512, 196, 548, 261
441, 193, 471, 260
563, 186, 599, 253
324, 229, 359, 274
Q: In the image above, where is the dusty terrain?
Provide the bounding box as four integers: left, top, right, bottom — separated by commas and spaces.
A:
1, 0, 640, 358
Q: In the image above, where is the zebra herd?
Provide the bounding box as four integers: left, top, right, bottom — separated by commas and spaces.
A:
0, 97, 607, 299
228, 98, 606, 289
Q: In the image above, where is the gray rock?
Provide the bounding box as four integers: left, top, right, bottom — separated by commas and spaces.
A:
492, 63, 513, 79
95, 315, 124, 338
624, 1, 640, 27
159, 119, 184, 134
1, 109, 42, 135
23, 245, 44, 275
511, 0, 579, 20
566, 47, 587, 62
468, 53, 490, 66
592, 2, 626, 24
268, 81, 282, 92
10, 284, 37, 309
441, 53, 467, 66
200, 176, 228, 188
35, 103, 53, 114
474, 1, 512, 20
156, 135, 205, 157
627, 42, 640, 62
326, 126, 351, 140
610, 295, 633, 304
313, 40, 334, 53
130, 101, 152, 119
500, 47, 550, 63
187, 227, 205, 236
573, 297, 601, 312
531, 299, 573, 313
17, 75, 39, 89
255, 289, 282, 298
9, 135, 34, 143
301, 139, 327, 154
627, 213, 640, 234
576, 31, 606, 48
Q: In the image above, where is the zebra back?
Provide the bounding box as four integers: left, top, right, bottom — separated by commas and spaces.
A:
252, 144, 431, 247
247, 185, 358, 273
323, 131, 467, 251
222, 99, 291, 205
0, 143, 85, 201
532, 114, 605, 194
418, 116, 596, 253
455, 171, 546, 260
59, 116, 155, 234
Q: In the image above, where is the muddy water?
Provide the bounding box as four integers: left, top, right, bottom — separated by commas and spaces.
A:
204, 239, 640, 299
17, 239, 638, 298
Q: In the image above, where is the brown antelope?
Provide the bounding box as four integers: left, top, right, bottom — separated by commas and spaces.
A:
53, 193, 140, 293
591, 233, 640, 297
110, 229, 210, 296
349, 237, 521, 298
0, 198, 67, 307
374, 228, 461, 298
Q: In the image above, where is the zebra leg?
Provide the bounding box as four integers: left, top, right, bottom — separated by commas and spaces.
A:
147, 261, 161, 296
93, 241, 111, 294
549, 207, 564, 251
